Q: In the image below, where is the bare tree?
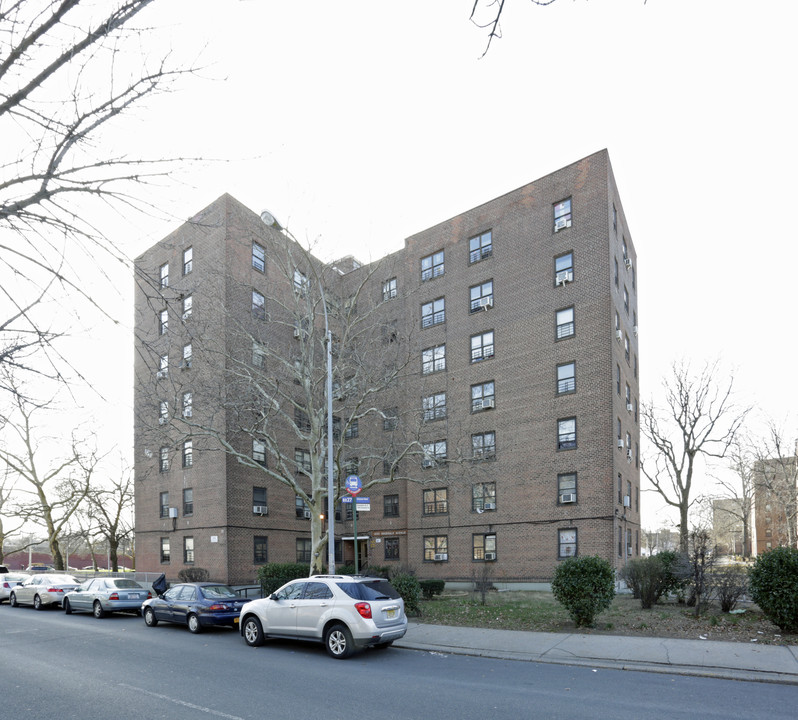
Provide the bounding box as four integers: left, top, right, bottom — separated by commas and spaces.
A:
753, 420, 798, 548
1, 0, 196, 381
711, 438, 756, 558
84, 464, 134, 571
641, 361, 749, 554
0, 467, 30, 563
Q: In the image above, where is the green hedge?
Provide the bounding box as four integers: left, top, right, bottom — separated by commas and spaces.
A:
419, 579, 445, 600
749, 546, 798, 633
257, 563, 309, 596
552, 555, 615, 628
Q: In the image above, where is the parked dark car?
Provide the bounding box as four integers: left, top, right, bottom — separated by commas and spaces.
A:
141, 582, 246, 633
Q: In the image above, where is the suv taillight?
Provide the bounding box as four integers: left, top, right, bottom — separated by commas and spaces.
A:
355, 602, 372, 619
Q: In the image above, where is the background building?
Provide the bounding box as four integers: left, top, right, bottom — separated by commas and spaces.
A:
133, 149, 640, 584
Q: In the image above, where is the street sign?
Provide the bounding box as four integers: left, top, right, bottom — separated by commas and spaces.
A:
344, 474, 362, 496
341, 496, 370, 509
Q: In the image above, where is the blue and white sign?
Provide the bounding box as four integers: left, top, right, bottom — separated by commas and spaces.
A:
342, 496, 370, 511
344, 474, 362, 496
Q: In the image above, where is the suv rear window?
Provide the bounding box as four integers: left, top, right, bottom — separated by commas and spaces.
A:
336, 579, 400, 601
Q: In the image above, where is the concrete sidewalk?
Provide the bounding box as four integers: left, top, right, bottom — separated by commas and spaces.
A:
395, 621, 798, 685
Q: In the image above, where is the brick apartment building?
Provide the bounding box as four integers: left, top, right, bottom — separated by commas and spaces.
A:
133, 149, 641, 585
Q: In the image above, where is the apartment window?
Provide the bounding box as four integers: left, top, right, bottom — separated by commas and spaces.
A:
182, 439, 193, 468
557, 417, 577, 450
384, 494, 399, 517
614, 257, 619, 287
626, 431, 632, 450
624, 334, 630, 363
383, 407, 398, 431
470, 331, 494, 362
252, 290, 265, 320
557, 361, 576, 395
296, 495, 310, 519
556, 307, 575, 340
555, 252, 574, 285
618, 527, 623, 556
252, 487, 268, 513
617, 418, 623, 446
183, 488, 193, 516
631, 265, 636, 290
469, 280, 493, 312
160, 537, 170, 563
615, 310, 621, 333
293, 269, 309, 296
252, 242, 265, 272
182, 343, 192, 370
634, 354, 638, 379
421, 297, 445, 328
616, 364, 621, 395
469, 230, 492, 263
471, 381, 495, 412
159, 400, 168, 424
159, 309, 168, 335
252, 341, 266, 367
554, 198, 572, 231
472, 431, 496, 460
625, 383, 632, 408
421, 344, 446, 374
382, 277, 397, 301
384, 537, 400, 561
182, 391, 192, 418
623, 286, 629, 314
421, 250, 444, 281
472, 482, 496, 512
558, 528, 577, 558
622, 237, 628, 261
183, 247, 193, 275
296, 538, 312, 563
558, 473, 577, 504
159, 447, 169, 473
473, 533, 497, 561
344, 420, 359, 439
382, 454, 397, 476
182, 294, 192, 320
344, 457, 359, 476
423, 488, 448, 515
424, 535, 448, 561
618, 472, 623, 504
254, 536, 268, 563
295, 449, 311, 475
626, 528, 633, 557
159, 492, 169, 518
159, 263, 169, 288
158, 354, 168, 377
422, 392, 447, 422
613, 204, 618, 233
181, 536, 194, 564
422, 440, 447, 468
295, 408, 311, 433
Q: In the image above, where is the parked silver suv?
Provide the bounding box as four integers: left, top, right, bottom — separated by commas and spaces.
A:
239, 574, 407, 658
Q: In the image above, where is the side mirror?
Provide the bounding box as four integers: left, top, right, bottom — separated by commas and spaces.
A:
270, 593, 279, 601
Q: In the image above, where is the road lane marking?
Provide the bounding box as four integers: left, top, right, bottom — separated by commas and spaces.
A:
118, 683, 245, 719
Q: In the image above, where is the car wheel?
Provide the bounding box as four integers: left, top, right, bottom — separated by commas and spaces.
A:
33, 594, 43, 610
64, 598, 72, 614
9, 592, 18, 607
242, 616, 265, 647
143, 607, 158, 627
325, 623, 354, 659
374, 641, 393, 650
187, 613, 202, 634
93, 601, 106, 619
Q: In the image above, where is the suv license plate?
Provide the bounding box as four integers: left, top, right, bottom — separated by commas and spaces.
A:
386, 608, 397, 619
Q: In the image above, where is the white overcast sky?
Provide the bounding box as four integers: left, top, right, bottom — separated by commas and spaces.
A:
57, 0, 797, 528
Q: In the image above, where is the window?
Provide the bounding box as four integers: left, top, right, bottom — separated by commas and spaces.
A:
296, 495, 310, 519
473, 533, 497, 561
421, 297, 445, 328
159, 400, 169, 424
160, 538, 170, 563
383, 407, 398, 431
183, 247, 193, 275
384, 494, 399, 517
624, 334, 630, 363
626, 431, 632, 449
422, 392, 446, 422
554, 198, 572, 231
470, 331, 494, 362
472, 482, 496, 512
293, 269, 309, 296
622, 237, 628, 261
252, 341, 266, 367
159, 309, 168, 335
557, 361, 576, 395
382, 277, 397, 301
424, 535, 448, 562
182, 343, 192, 369
626, 528, 633, 557
183, 488, 193, 516
471, 381, 495, 412
623, 286, 629, 314
158, 354, 168, 377
423, 488, 448, 515
183, 536, 194, 563
182, 439, 193, 468
182, 391, 192, 418
383, 454, 397, 476
556, 307, 574, 339
159, 447, 169, 473
295, 408, 311, 433
616, 364, 621, 395
182, 294, 192, 320
420, 250, 444, 281
469, 230, 492, 263
159, 262, 169, 288
558, 473, 577, 504
252, 290, 265, 320
253, 486, 267, 508
555, 252, 574, 285
254, 536, 268, 563
384, 537, 400, 561
296, 538, 312, 563
613, 204, 617, 233
472, 431, 496, 460
344, 420, 359, 439
625, 383, 632, 408
557, 417, 576, 450
421, 344, 446, 374
252, 242, 265, 272
469, 280, 493, 312
159, 492, 169, 518
295, 449, 311, 475
344, 457, 359, 476
618, 472, 623, 504
558, 528, 577, 558
615, 257, 619, 287
422, 440, 447, 468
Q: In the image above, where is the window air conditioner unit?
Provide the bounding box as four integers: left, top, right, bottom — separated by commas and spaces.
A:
560, 493, 576, 504
554, 217, 569, 232
484, 552, 496, 561
433, 553, 448, 561
159, 417, 167, 425
183, 408, 192, 418
615, 329, 623, 341
477, 296, 493, 310
303, 509, 312, 519
182, 312, 191, 321
627, 450, 633, 463
555, 271, 573, 286
422, 458, 436, 468
293, 327, 301, 338
627, 547, 633, 556
481, 398, 495, 409
253, 505, 268, 516
168, 507, 178, 518
156, 370, 167, 380
483, 502, 496, 510
633, 325, 638, 337
623, 495, 631, 508
627, 403, 634, 413
625, 258, 633, 269
180, 360, 191, 370
617, 439, 624, 449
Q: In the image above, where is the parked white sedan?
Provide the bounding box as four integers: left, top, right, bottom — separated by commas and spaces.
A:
0, 573, 29, 603
8, 574, 81, 609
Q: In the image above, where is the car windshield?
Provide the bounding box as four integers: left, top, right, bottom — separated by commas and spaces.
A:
48, 575, 77, 584
336, 579, 400, 601
201, 585, 237, 599
111, 579, 143, 589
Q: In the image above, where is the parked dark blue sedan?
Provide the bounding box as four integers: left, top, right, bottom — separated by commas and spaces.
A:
141, 582, 246, 633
